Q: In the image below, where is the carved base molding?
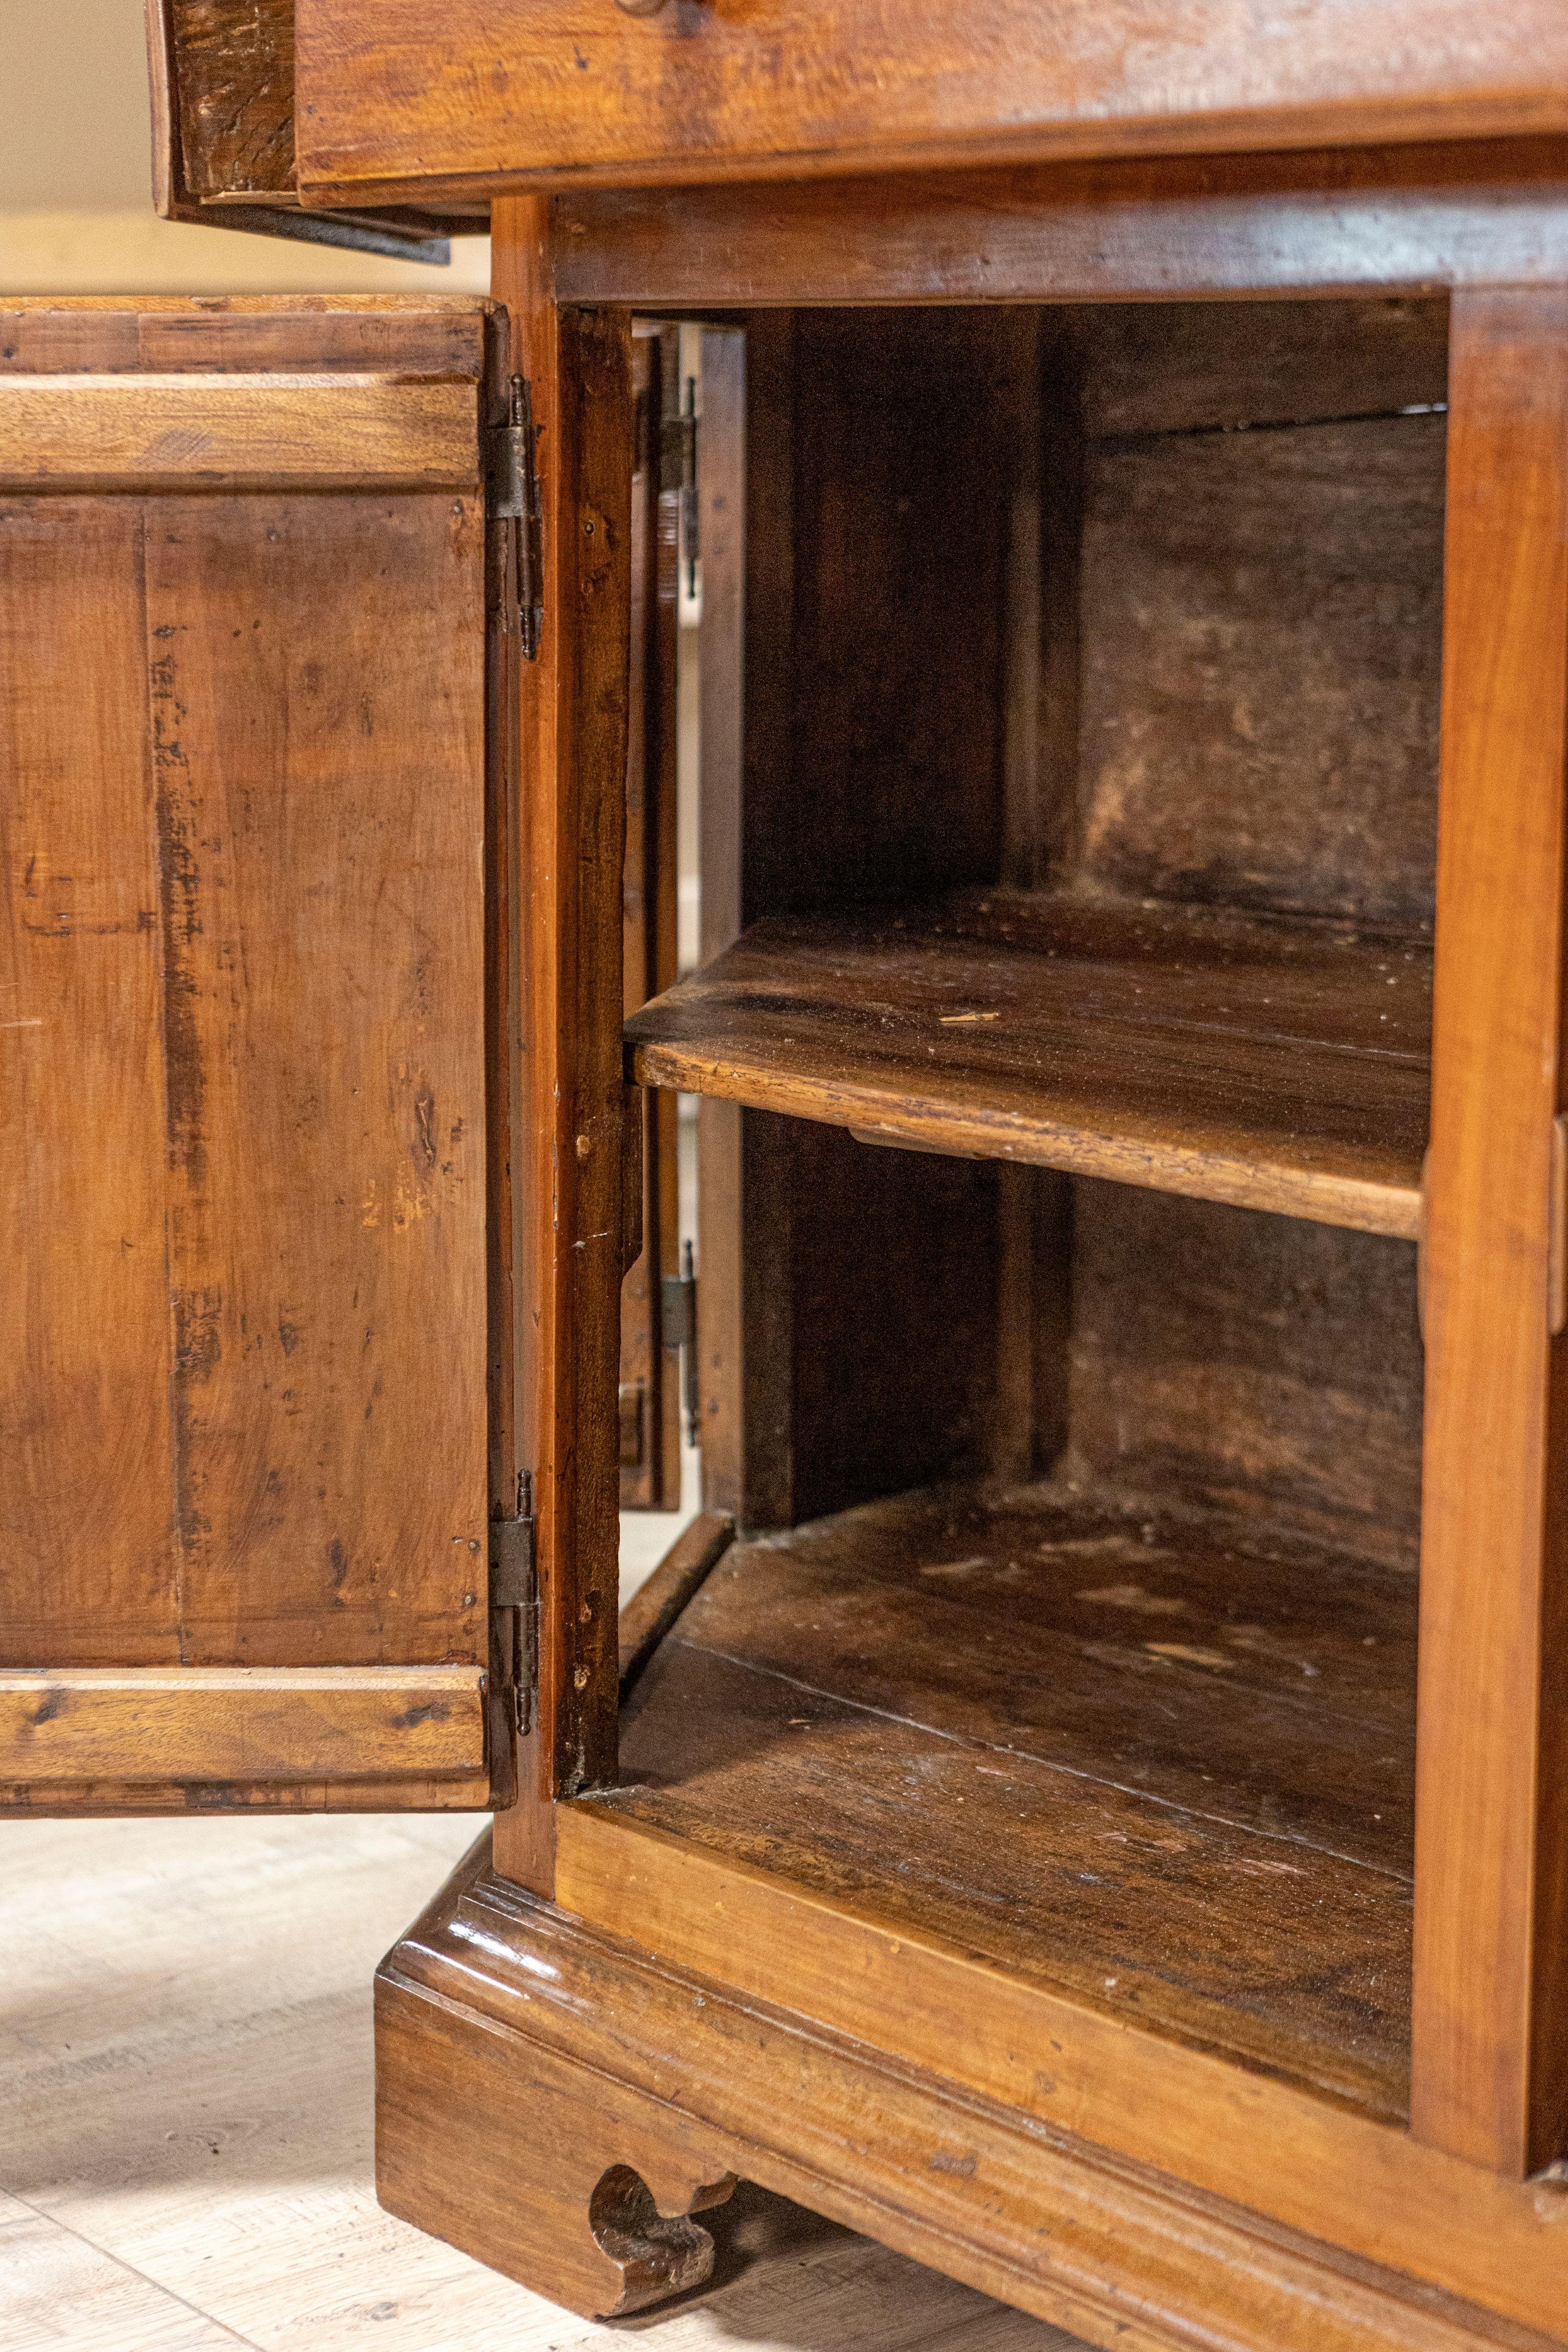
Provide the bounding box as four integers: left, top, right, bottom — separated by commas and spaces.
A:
374, 1835, 1559, 2347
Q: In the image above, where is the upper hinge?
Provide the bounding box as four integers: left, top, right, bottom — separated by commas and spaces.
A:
490, 1511, 537, 1609
488, 373, 544, 662
660, 376, 699, 598
490, 1477, 539, 1736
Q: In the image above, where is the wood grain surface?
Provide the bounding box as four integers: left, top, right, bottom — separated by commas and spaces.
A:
630, 897, 1430, 1237
165, 0, 296, 198
294, 2, 1568, 202
551, 139, 1568, 309
146, 0, 458, 262
0, 374, 480, 491
618, 328, 682, 1509
424, 1838, 1568, 2348
1412, 285, 1568, 2176
0, 297, 487, 376
1069, 295, 1449, 438
0, 302, 492, 1806
1071, 1185, 1424, 1574
605, 1480, 1415, 2116
1079, 414, 1443, 932
617, 1512, 734, 1699
489, 205, 632, 1886
1, 498, 174, 1664
0, 1667, 486, 1785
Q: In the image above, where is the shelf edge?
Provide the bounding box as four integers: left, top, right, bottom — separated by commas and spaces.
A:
630, 1042, 1423, 1240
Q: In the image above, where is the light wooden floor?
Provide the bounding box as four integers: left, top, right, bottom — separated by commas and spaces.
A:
0, 1801, 1083, 2351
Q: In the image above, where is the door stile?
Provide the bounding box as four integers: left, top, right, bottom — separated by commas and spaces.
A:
484, 298, 526, 1814
491, 199, 633, 1893
1412, 282, 1568, 2175
619, 324, 684, 1511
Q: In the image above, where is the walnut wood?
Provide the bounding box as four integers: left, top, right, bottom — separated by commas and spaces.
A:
630, 897, 1431, 1238
166, 0, 296, 198
551, 140, 1568, 308
557, 1804, 1568, 2343
383, 1837, 1568, 2348
379, 1950, 736, 2319
1411, 287, 1568, 2178
619, 328, 682, 1508
0, 297, 488, 377
0, 1667, 485, 1785
0, 301, 493, 1808
747, 312, 1012, 919
649, 303, 1438, 1541
1069, 294, 1449, 438
490, 204, 631, 1888
618, 1514, 736, 1700
1079, 413, 1443, 933
690, 326, 752, 1523
604, 1480, 1414, 2114
145, 0, 455, 261
0, 374, 480, 491
478, 302, 525, 1825
1073, 1186, 1424, 1576
294, 3, 1568, 203
83, 52, 1568, 2331
690, 315, 1027, 1532
0, 1769, 493, 1818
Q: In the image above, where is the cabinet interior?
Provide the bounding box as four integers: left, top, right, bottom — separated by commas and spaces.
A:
616, 295, 1444, 2117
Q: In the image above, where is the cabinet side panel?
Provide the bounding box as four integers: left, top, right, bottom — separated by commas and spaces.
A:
753, 309, 1011, 916
1068, 1184, 1424, 1572
0, 499, 179, 1665
787, 1123, 999, 1526
1076, 411, 1445, 929
143, 491, 489, 1668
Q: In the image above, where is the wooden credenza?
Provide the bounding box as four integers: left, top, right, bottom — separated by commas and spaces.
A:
5, 6, 1568, 2343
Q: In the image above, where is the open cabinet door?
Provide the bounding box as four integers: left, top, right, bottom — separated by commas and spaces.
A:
0, 297, 515, 1815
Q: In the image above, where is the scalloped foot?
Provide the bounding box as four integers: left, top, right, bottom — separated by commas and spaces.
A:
377, 1898, 737, 2321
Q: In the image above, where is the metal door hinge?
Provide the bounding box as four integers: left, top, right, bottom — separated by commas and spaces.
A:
488, 374, 544, 661
490, 1477, 539, 1735
661, 1240, 700, 1448
660, 377, 699, 598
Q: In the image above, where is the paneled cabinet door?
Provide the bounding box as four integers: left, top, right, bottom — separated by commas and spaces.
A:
0, 297, 513, 1816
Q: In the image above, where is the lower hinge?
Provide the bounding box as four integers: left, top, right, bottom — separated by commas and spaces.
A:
661, 1240, 700, 1449
660, 375, 699, 598
490, 1478, 539, 1736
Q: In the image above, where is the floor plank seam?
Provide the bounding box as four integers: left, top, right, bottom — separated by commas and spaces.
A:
660, 1636, 1416, 1883
0, 2185, 264, 2349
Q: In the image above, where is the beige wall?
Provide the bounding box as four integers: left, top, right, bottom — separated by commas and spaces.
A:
0, 0, 489, 293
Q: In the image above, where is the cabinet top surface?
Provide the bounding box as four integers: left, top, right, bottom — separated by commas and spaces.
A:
292, 0, 1568, 204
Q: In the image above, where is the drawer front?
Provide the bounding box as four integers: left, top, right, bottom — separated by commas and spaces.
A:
295, 0, 1568, 200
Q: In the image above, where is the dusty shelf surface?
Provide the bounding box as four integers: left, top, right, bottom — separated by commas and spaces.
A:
607, 1477, 1417, 2119
627, 892, 1431, 1237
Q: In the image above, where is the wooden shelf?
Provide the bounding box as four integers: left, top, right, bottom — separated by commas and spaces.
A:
627, 893, 1431, 1237
604, 1480, 1416, 2119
